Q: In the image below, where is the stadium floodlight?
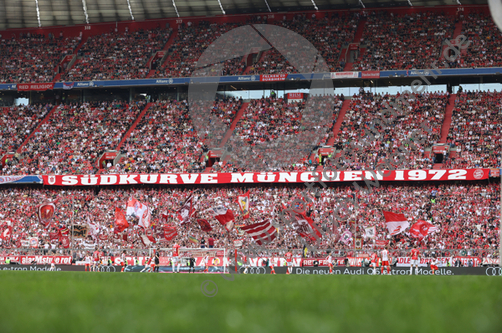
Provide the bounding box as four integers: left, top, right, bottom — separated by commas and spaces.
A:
263, 0, 272, 12
310, 0, 319, 10
126, 0, 135, 20
172, 0, 180, 18
35, 0, 41, 27
359, 0, 366, 8
217, 0, 226, 15
82, 0, 89, 24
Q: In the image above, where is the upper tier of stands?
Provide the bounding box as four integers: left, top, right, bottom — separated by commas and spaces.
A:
0, 9, 500, 83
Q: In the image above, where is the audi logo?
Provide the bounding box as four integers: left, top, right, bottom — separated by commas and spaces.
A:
239, 267, 266, 274
94, 266, 116, 273
485, 267, 502, 276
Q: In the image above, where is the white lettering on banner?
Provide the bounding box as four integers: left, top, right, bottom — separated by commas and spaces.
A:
200, 174, 217, 183
100, 175, 117, 185
278, 172, 298, 182
0, 256, 72, 265
159, 174, 178, 184
344, 171, 363, 181
61, 175, 78, 185
180, 174, 199, 184
139, 174, 158, 183
231, 173, 254, 183
257, 173, 276, 182
42, 169, 488, 186
119, 174, 139, 184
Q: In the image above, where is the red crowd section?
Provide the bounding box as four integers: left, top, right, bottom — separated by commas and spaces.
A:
0, 7, 500, 83
0, 182, 499, 251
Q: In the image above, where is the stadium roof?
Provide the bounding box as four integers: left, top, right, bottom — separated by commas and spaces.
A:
0, 0, 488, 30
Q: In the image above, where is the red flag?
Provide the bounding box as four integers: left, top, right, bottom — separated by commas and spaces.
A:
240, 220, 277, 245
61, 235, 70, 249
197, 219, 212, 232
292, 212, 322, 242
178, 194, 194, 225
37, 202, 55, 228
383, 211, 410, 236
209, 206, 234, 231
163, 225, 178, 241
115, 207, 129, 233
49, 231, 59, 241
409, 220, 439, 238
1, 225, 12, 241
237, 191, 250, 219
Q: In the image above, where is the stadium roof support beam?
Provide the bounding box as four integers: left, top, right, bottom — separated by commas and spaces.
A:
358, 0, 365, 8
172, 0, 180, 17
407, 0, 413, 6
310, 0, 319, 10
126, 0, 135, 20
217, 0, 226, 15
263, 0, 272, 12
82, 0, 89, 24
35, 0, 41, 27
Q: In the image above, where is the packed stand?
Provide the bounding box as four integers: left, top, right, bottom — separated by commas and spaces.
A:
445, 91, 501, 169
0, 182, 499, 255
331, 91, 449, 170
353, 11, 456, 71
0, 34, 80, 83
0, 104, 53, 157
1, 101, 144, 175
154, 21, 246, 78
248, 13, 358, 74
61, 28, 171, 81
447, 12, 502, 68
114, 99, 243, 174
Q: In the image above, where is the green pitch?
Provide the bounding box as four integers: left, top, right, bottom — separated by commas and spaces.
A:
0, 272, 500, 333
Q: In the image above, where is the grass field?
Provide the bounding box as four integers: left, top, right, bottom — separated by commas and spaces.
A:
0, 272, 500, 333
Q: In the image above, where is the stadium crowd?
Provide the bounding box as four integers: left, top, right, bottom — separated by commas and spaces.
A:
61, 28, 171, 81
353, 11, 456, 71
0, 34, 80, 83
0, 182, 499, 256
1, 101, 144, 175
0, 104, 54, 157
445, 91, 501, 169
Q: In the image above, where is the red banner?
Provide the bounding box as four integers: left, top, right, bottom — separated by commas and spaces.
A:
361, 71, 380, 79
42, 169, 490, 186
432, 146, 448, 153
260, 74, 287, 82
287, 92, 304, 99
17, 83, 54, 91
0, 255, 72, 265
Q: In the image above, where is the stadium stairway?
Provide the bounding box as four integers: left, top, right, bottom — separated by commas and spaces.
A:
219, 102, 249, 147
146, 29, 179, 78
326, 99, 350, 146
15, 105, 58, 154
353, 18, 367, 44
441, 21, 465, 60
115, 102, 154, 150
439, 94, 456, 143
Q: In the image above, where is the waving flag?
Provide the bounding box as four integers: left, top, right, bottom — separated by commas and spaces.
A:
126, 197, 150, 229
240, 220, 277, 245
292, 212, 322, 242
237, 191, 250, 219
383, 211, 409, 236
115, 207, 129, 233
209, 206, 235, 231
188, 235, 198, 244
163, 225, 178, 241
1, 225, 12, 241
37, 202, 55, 228
340, 230, 353, 245
364, 226, 376, 238
178, 194, 194, 225
197, 219, 212, 232
409, 220, 439, 238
